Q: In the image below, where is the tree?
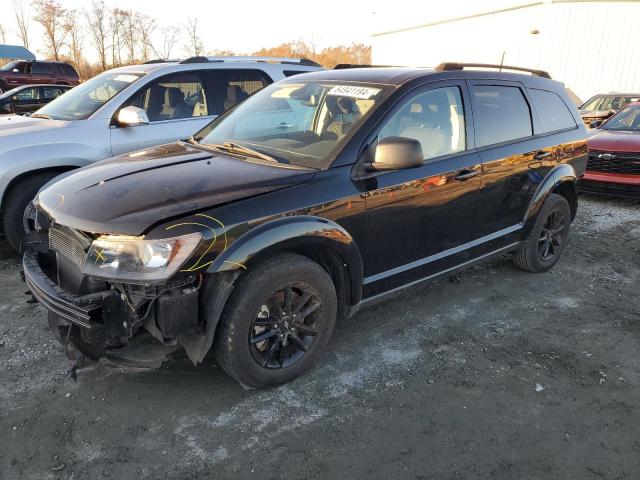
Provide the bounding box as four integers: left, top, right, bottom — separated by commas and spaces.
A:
137, 14, 156, 62
13, 0, 31, 49
85, 0, 109, 71
151, 26, 180, 60
0, 24, 6, 44
184, 17, 204, 57
32, 0, 71, 60
121, 10, 139, 64
67, 10, 84, 70
110, 8, 128, 67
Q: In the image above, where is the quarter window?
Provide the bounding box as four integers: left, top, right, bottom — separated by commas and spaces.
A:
378, 86, 466, 161
125, 72, 208, 122
529, 89, 576, 133
472, 85, 532, 147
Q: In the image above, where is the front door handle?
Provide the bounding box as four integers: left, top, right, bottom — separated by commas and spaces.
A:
453, 169, 479, 181
277, 122, 294, 130
533, 151, 552, 160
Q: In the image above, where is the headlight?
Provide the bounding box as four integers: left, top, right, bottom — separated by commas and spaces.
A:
82, 233, 202, 283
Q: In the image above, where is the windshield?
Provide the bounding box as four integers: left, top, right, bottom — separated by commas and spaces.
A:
195, 81, 391, 168
581, 95, 640, 112
601, 104, 640, 131
35, 71, 144, 120
0, 61, 20, 71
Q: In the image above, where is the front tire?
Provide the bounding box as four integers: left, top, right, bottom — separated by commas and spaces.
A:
513, 193, 572, 273
2, 173, 58, 252
214, 253, 337, 388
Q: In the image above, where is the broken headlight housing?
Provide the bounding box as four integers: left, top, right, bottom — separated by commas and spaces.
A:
82, 233, 202, 283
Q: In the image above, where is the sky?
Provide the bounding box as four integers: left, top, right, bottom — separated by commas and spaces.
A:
0, 0, 528, 62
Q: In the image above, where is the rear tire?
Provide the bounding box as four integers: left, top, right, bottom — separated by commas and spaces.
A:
513, 193, 571, 273
2, 173, 58, 252
214, 253, 337, 388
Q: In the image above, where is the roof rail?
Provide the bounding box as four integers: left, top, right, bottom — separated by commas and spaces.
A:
435, 62, 551, 79
334, 64, 392, 69
179, 56, 321, 67
143, 59, 180, 64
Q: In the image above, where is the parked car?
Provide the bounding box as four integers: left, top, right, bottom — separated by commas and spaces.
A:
23, 63, 588, 387
580, 102, 640, 198
0, 56, 323, 251
579, 93, 640, 127
0, 59, 79, 93
0, 84, 72, 115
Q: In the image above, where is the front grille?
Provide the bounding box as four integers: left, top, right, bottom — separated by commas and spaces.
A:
49, 225, 90, 272
587, 151, 640, 175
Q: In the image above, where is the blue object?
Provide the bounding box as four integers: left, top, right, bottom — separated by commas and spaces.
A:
0, 44, 36, 60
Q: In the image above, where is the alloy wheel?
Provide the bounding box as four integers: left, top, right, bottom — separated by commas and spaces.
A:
538, 208, 566, 261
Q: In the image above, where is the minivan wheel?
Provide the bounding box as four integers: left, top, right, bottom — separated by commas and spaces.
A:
2, 173, 58, 252
214, 253, 337, 388
513, 193, 571, 273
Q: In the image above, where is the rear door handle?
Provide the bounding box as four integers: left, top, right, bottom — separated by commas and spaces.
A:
533, 151, 552, 160
453, 169, 479, 181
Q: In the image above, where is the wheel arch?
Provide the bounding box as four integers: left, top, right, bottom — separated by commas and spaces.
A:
523, 163, 577, 234
208, 215, 364, 310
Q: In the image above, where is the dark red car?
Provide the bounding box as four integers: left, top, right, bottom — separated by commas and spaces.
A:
0, 60, 79, 93
581, 102, 640, 198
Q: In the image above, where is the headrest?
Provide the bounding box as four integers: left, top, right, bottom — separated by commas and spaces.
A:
326, 95, 355, 115
227, 85, 247, 102
165, 87, 183, 107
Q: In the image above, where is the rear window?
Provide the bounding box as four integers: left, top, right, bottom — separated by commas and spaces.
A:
472, 85, 532, 147
32, 62, 54, 74
529, 89, 576, 133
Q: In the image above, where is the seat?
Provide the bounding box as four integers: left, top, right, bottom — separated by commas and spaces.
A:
160, 87, 191, 119
192, 90, 208, 117
224, 85, 248, 111
145, 85, 166, 121
324, 96, 361, 139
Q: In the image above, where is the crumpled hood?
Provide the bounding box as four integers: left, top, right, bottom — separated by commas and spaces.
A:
588, 129, 640, 152
38, 142, 316, 235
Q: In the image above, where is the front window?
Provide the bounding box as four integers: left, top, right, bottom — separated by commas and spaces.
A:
35, 71, 144, 120
195, 81, 391, 168
601, 104, 640, 131
1, 61, 28, 73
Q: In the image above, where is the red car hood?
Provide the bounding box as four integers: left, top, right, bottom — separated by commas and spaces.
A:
588, 130, 640, 152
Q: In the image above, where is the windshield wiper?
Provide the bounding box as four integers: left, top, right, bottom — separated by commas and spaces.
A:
31, 113, 52, 120
205, 141, 277, 163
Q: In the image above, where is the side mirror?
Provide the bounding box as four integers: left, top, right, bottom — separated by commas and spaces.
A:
369, 137, 424, 171
116, 106, 149, 126
589, 120, 603, 129
11, 96, 19, 102
12, 68, 19, 73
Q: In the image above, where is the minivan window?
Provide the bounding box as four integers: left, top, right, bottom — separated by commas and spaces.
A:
378, 86, 465, 161
36, 71, 144, 120
529, 89, 576, 133
32, 62, 53, 75
472, 85, 532, 147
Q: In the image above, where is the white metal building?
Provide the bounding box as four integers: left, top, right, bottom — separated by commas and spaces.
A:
371, 0, 640, 102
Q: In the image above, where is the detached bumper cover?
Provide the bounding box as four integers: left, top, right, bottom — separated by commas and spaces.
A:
23, 251, 118, 329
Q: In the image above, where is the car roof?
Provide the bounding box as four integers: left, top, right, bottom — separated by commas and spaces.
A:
282, 66, 564, 89
108, 59, 322, 76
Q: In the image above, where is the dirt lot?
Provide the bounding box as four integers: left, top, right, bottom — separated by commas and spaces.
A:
1, 195, 639, 480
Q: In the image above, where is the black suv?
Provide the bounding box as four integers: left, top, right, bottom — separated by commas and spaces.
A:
23, 63, 588, 387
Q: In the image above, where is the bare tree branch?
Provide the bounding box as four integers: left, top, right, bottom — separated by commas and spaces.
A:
0, 24, 7, 44
184, 17, 204, 57
137, 14, 156, 62
151, 26, 180, 60
13, 0, 31, 49
85, 0, 109, 71
32, 0, 71, 60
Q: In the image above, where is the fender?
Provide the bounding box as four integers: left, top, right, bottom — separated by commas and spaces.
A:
523, 163, 577, 231
207, 215, 364, 305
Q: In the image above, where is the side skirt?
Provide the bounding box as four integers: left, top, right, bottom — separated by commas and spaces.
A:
348, 241, 522, 317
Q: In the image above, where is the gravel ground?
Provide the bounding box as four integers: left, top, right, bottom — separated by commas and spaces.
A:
1, 195, 639, 480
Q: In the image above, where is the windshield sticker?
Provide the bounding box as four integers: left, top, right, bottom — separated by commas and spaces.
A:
113, 74, 139, 83
327, 85, 380, 99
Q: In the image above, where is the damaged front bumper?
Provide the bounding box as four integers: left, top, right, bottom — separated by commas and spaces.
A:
23, 247, 201, 367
